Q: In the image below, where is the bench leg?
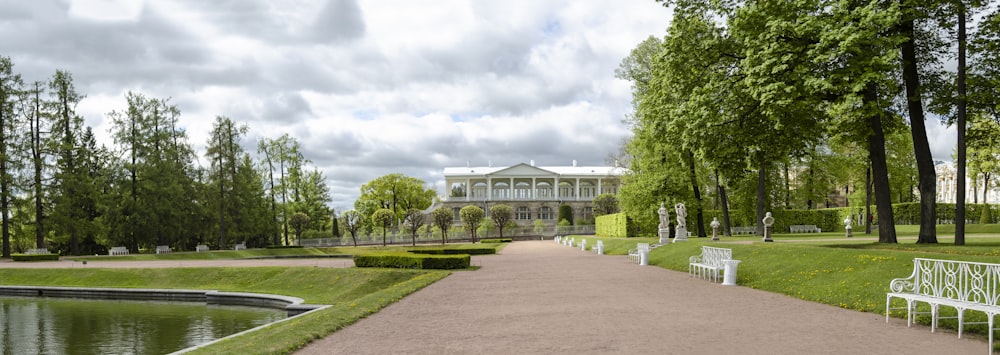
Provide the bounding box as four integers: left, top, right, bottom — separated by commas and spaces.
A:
930, 303, 940, 333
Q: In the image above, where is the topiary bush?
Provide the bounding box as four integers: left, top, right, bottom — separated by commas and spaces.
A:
12, 253, 59, 262
408, 248, 496, 255
353, 253, 469, 269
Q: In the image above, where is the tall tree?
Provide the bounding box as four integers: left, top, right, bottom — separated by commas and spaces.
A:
0, 56, 24, 258
431, 207, 454, 245
355, 173, 436, 227
490, 204, 514, 239
372, 208, 395, 246
26, 81, 47, 250
342, 209, 362, 247
459, 205, 484, 243
402, 208, 425, 246
206, 116, 250, 248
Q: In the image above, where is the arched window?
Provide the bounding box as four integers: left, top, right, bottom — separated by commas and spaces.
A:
515, 206, 531, 220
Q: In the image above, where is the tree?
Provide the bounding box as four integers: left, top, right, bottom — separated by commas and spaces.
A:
0, 56, 24, 258
402, 208, 425, 246
490, 204, 514, 239
206, 116, 251, 249
557, 204, 574, 226
289, 212, 310, 243
431, 207, 453, 245
342, 210, 362, 247
459, 205, 484, 243
331, 209, 341, 238
592, 194, 619, 216
355, 173, 436, 228
372, 208, 395, 246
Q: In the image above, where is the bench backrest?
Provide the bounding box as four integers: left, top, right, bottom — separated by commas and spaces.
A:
910, 258, 1000, 306
637, 243, 649, 251
700, 246, 732, 268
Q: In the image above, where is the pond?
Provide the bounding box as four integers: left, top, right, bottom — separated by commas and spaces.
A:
0, 296, 286, 355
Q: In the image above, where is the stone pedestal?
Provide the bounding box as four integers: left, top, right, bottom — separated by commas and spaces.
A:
639, 248, 649, 266
722, 260, 741, 286
658, 228, 670, 244
762, 226, 773, 242
596, 242, 604, 255
673, 226, 688, 243
845, 225, 853, 238
580, 239, 587, 251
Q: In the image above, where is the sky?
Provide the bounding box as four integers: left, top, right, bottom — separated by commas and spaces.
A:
2, 0, 958, 213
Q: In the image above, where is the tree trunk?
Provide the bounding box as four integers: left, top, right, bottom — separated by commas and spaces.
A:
865, 84, 897, 243
899, 6, 937, 244
31, 86, 45, 249
720, 183, 732, 236
955, 6, 967, 245
755, 158, 767, 236
865, 165, 873, 234
686, 150, 707, 237
784, 163, 791, 209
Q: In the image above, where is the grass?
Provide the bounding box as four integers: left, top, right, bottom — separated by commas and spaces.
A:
5, 243, 507, 354
572, 231, 1000, 342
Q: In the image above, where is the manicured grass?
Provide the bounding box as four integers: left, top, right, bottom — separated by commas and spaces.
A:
572, 231, 1000, 340
0, 267, 448, 354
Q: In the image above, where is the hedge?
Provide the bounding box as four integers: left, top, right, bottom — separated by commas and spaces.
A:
481, 238, 512, 243
595, 212, 634, 238
353, 253, 470, 269
892, 202, 998, 224
12, 254, 60, 262
408, 248, 496, 255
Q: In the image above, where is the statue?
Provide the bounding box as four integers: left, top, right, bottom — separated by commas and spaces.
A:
762, 211, 775, 242
658, 203, 669, 229
675, 203, 687, 229
710, 217, 721, 241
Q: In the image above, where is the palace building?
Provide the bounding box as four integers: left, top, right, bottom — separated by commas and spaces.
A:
438, 161, 626, 226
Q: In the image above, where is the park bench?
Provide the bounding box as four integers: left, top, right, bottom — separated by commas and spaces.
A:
789, 224, 822, 233
155, 245, 172, 254
234, 242, 246, 251
109, 246, 128, 256
886, 258, 1000, 353
196, 244, 210, 252
689, 246, 733, 283
731, 226, 755, 235
26, 248, 50, 255
627, 243, 650, 264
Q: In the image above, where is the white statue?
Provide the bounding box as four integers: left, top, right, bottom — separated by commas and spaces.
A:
762, 212, 774, 227
658, 203, 669, 229
675, 203, 687, 228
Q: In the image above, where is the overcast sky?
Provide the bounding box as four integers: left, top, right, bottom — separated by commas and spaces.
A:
2, 0, 957, 213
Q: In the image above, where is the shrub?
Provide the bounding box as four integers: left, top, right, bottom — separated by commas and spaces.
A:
353, 253, 469, 269
481, 238, 512, 243
981, 207, 994, 224
301, 230, 334, 239
12, 253, 59, 262
558, 205, 574, 225
266, 245, 304, 249
408, 248, 496, 255
595, 212, 634, 238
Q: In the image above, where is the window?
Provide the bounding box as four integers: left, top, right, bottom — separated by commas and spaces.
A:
515, 206, 531, 220
539, 206, 553, 220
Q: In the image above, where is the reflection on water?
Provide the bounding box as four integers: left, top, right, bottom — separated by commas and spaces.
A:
0, 296, 285, 355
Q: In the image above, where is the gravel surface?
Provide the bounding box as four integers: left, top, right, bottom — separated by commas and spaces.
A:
295, 240, 987, 355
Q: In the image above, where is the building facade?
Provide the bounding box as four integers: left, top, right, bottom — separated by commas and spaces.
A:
935, 161, 1000, 204
438, 162, 625, 226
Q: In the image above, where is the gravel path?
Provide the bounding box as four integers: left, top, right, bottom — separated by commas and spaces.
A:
295, 240, 986, 355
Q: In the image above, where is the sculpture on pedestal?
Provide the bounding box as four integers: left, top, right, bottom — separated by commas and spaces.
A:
673, 203, 688, 243
658, 203, 670, 244
844, 216, 853, 238
710, 217, 721, 241
762, 211, 774, 242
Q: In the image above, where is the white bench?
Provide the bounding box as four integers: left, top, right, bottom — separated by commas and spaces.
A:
689, 246, 733, 283
155, 245, 172, 254
789, 224, 822, 233
886, 258, 1000, 352
26, 248, 50, 255
627, 243, 650, 264
109, 246, 128, 256
731, 226, 755, 235
196, 244, 210, 252
234, 242, 246, 251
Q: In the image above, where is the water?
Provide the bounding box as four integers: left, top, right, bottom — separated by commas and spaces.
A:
0, 296, 286, 355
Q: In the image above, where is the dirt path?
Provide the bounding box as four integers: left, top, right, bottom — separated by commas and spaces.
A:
295, 240, 986, 355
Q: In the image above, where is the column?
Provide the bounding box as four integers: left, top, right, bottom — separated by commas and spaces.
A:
597, 178, 602, 196
487, 177, 492, 200
555, 177, 560, 200
532, 177, 536, 200
510, 177, 515, 200
466, 178, 471, 201
575, 178, 580, 201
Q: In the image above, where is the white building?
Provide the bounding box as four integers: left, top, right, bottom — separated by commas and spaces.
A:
935, 161, 1000, 203
439, 161, 625, 226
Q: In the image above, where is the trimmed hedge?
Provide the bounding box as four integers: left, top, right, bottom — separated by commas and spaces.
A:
353, 253, 470, 269
596, 212, 634, 238
12, 254, 60, 262
481, 238, 512, 243
408, 248, 496, 255
265, 245, 304, 249
892, 202, 998, 224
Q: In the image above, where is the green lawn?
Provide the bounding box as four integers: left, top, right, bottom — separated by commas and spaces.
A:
572, 229, 1000, 341
4, 243, 506, 354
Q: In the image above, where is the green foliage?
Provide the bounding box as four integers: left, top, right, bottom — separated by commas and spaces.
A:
892, 202, 999, 225
301, 230, 333, 239
533, 219, 546, 234
557, 204, 574, 225
592, 193, 620, 216
595, 212, 634, 238
408, 248, 496, 255
556, 218, 572, 234
431, 207, 454, 244
371, 208, 395, 246
289, 212, 311, 239
355, 173, 436, 226
981, 207, 994, 224
11, 253, 60, 261
489, 204, 514, 238
477, 218, 495, 238
480, 238, 512, 244
353, 253, 470, 270
459, 205, 484, 242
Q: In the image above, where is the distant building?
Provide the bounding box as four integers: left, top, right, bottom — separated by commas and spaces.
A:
935, 161, 1000, 203
437, 161, 625, 226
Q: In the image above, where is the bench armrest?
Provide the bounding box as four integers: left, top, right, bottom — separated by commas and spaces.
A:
689, 255, 702, 264
889, 277, 915, 293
